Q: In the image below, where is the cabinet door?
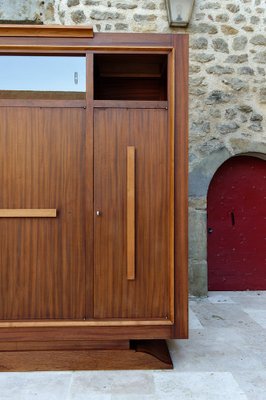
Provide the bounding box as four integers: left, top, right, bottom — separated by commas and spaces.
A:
0, 107, 86, 319
94, 108, 171, 319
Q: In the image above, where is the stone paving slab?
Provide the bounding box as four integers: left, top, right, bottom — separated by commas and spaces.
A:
0, 291, 265, 400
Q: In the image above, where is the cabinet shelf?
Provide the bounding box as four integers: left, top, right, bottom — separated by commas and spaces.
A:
93, 100, 168, 109
94, 54, 168, 101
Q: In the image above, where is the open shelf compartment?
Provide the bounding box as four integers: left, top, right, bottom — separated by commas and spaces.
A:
94, 54, 168, 101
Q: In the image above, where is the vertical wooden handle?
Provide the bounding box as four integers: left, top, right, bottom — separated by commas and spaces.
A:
127, 146, 135, 281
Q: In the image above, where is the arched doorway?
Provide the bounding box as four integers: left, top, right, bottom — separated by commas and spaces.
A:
207, 155, 266, 290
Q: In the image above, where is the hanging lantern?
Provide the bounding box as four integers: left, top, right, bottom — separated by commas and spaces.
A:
166, 0, 195, 27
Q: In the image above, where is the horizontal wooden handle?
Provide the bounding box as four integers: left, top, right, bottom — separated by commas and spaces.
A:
0, 209, 57, 218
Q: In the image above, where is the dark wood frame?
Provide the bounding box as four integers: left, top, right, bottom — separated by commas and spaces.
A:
0, 26, 188, 349
0, 24, 94, 38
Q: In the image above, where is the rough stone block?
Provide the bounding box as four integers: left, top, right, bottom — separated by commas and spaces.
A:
116, 3, 137, 10
225, 108, 238, 120
205, 90, 232, 105
189, 65, 201, 73
133, 14, 157, 22
200, 2, 221, 10
243, 26, 254, 32
233, 36, 248, 51
115, 23, 128, 30
250, 112, 263, 121
189, 197, 207, 210
192, 53, 215, 63
254, 51, 266, 63
199, 138, 224, 155
83, 1, 100, 4
190, 37, 208, 50
259, 87, 266, 103
250, 35, 266, 46
248, 123, 263, 132
71, 10, 86, 23
189, 260, 208, 296
234, 14, 246, 23
226, 4, 240, 13
0, 0, 41, 21
229, 138, 266, 155
192, 23, 218, 34
191, 120, 210, 135
90, 10, 123, 20
257, 67, 265, 76
223, 78, 248, 91
216, 14, 229, 22
225, 54, 248, 63
189, 209, 207, 261
67, 0, 80, 6
212, 38, 229, 53
238, 105, 253, 113
207, 65, 234, 75
238, 66, 254, 75
189, 147, 232, 197
217, 122, 240, 134
221, 25, 239, 35
142, 2, 156, 10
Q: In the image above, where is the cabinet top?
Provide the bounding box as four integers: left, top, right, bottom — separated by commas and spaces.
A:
0, 24, 94, 38
0, 26, 188, 53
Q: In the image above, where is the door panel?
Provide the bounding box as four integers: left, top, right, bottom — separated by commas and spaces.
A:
208, 156, 266, 290
94, 108, 170, 319
0, 107, 86, 319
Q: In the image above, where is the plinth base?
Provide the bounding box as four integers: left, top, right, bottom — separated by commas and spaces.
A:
0, 340, 173, 371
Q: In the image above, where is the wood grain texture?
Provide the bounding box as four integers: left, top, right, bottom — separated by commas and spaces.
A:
0, 32, 188, 348
0, 340, 172, 371
94, 100, 168, 109
0, 32, 173, 50
0, 209, 57, 218
0, 319, 172, 328
168, 49, 175, 323
0, 100, 86, 108
85, 53, 94, 319
0, 24, 93, 38
127, 146, 135, 281
0, 325, 173, 342
0, 46, 172, 54
94, 54, 167, 101
95, 54, 166, 78
172, 34, 189, 339
94, 108, 171, 319
0, 91, 85, 100
0, 340, 130, 351
92, 33, 173, 47
0, 107, 86, 320
0, 33, 173, 57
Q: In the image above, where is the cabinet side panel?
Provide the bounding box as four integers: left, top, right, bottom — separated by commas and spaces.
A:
173, 35, 189, 339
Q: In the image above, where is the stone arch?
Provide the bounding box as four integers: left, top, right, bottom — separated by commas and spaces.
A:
188, 139, 266, 296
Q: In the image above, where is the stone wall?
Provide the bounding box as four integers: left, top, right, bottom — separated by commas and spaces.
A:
1, 0, 265, 296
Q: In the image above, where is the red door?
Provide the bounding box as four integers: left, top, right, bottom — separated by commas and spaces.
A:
208, 156, 266, 290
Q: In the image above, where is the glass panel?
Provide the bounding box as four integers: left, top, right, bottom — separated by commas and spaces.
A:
0, 56, 86, 100
167, 0, 194, 26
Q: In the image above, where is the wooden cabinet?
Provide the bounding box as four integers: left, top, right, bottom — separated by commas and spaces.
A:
94, 108, 170, 319
0, 108, 86, 320
0, 25, 188, 371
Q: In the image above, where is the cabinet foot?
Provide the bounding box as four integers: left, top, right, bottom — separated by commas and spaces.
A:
0, 340, 173, 371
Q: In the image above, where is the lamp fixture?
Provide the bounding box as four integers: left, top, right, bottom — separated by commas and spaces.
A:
165, 0, 195, 27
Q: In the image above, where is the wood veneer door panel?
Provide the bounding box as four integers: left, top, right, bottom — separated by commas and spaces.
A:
0, 107, 86, 320
94, 108, 170, 319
